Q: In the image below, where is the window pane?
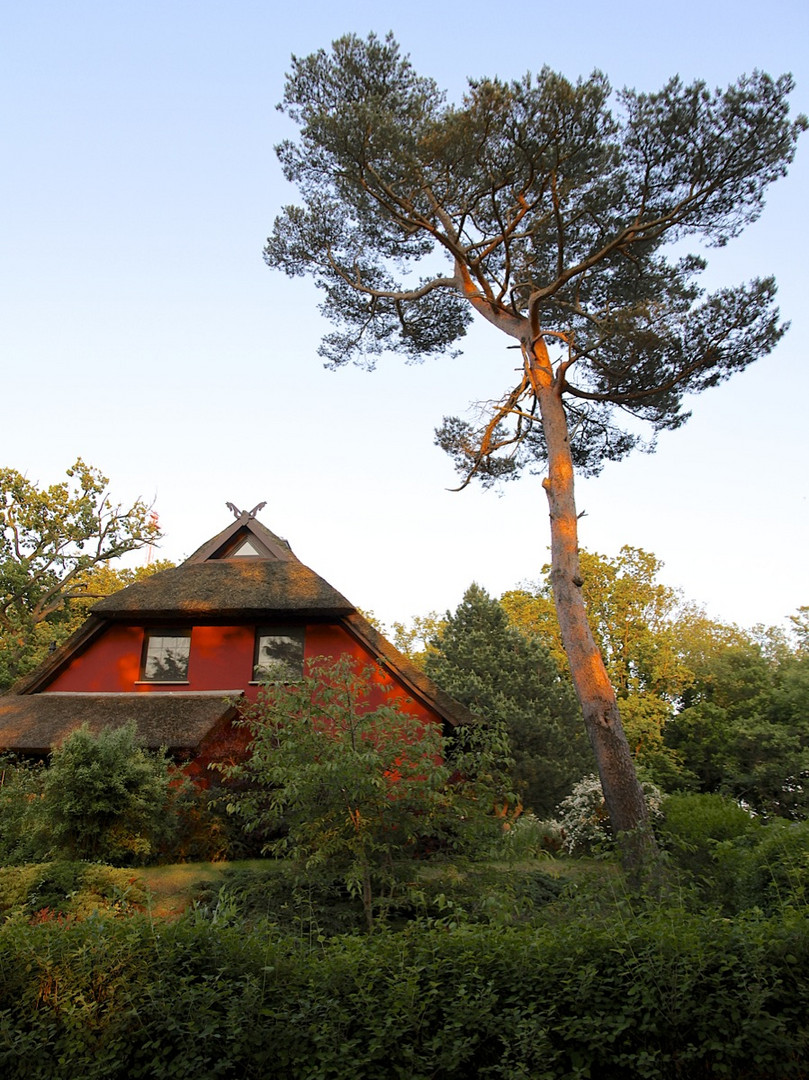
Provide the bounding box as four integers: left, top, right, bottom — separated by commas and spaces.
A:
143, 631, 191, 682
253, 628, 304, 682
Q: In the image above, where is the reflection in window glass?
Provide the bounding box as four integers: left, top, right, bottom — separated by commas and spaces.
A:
253, 627, 305, 682
142, 631, 191, 682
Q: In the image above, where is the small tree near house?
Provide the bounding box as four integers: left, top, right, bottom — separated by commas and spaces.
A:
263, 33, 806, 869
218, 656, 509, 931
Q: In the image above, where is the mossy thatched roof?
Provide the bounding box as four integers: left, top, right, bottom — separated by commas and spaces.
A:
0, 692, 239, 755
92, 560, 353, 620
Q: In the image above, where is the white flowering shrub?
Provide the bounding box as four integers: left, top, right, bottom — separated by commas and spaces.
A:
556, 774, 664, 854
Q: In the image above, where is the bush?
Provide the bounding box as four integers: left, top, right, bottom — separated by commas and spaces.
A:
731, 819, 809, 914
497, 813, 564, 858
43, 723, 175, 865
657, 794, 809, 915
658, 792, 760, 873
557, 774, 663, 854
2, 906, 809, 1077
0, 861, 148, 920
0, 755, 50, 864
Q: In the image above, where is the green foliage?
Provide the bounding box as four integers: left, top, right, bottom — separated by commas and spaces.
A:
3, 901, 809, 1077
665, 644, 809, 817
425, 584, 592, 815
388, 610, 445, 667
0, 755, 50, 864
266, 33, 803, 481
0, 860, 148, 919
0, 460, 163, 689
43, 724, 176, 865
218, 656, 506, 929
658, 792, 760, 879
657, 793, 809, 915
732, 820, 809, 914
502, 547, 709, 787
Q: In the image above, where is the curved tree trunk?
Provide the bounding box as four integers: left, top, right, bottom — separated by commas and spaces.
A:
529, 348, 657, 871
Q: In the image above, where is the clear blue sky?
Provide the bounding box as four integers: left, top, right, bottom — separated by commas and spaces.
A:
2, 0, 807, 632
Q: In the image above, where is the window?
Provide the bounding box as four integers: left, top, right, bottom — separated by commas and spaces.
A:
141, 630, 191, 682
230, 537, 263, 557
252, 627, 305, 682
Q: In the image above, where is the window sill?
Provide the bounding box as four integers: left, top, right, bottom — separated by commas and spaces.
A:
133, 681, 191, 686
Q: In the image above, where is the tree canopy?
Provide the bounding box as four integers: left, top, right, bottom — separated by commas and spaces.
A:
0, 460, 162, 689
266, 33, 804, 481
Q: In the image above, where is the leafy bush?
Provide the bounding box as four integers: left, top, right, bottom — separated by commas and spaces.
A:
0, 861, 148, 919
658, 792, 760, 872
219, 656, 508, 930
657, 794, 809, 915
497, 812, 564, 858
43, 723, 176, 865
0, 755, 50, 864
2, 905, 809, 1077
730, 819, 809, 914
192, 864, 365, 936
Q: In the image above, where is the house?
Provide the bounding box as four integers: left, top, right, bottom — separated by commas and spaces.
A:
0, 509, 473, 778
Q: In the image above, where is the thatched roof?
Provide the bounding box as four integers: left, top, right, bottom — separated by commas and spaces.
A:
0, 692, 239, 755
91, 512, 353, 620
92, 560, 353, 620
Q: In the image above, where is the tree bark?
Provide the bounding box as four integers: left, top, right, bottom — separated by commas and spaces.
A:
529, 347, 657, 871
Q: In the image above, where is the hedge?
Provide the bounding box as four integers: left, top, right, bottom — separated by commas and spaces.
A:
1, 904, 808, 1079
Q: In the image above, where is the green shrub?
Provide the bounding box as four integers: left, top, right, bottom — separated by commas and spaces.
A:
43, 723, 175, 865
497, 812, 563, 858
1, 906, 809, 1077
658, 794, 809, 915
731, 819, 809, 914
0, 861, 148, 920
658, 792, 760, 872
0, 755, 50, 864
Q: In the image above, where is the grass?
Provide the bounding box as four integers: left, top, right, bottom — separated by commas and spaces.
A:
138, 860, 269, 917
132, 854, 609, 920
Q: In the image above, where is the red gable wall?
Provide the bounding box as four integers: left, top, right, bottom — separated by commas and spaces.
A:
43, 622, 436, 720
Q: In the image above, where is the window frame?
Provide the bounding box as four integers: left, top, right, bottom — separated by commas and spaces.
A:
138, 628, 192, 684
251, 626, 305, 684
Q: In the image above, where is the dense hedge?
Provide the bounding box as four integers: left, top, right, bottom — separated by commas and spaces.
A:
1, 905, 808, 1078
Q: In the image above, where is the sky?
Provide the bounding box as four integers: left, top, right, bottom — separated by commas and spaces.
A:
2, 0, 808, 635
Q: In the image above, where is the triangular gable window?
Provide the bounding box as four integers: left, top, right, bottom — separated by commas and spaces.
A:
229, 537, 263, 558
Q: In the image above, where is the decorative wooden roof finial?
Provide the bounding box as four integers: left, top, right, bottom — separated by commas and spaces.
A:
225, 501, 267, 520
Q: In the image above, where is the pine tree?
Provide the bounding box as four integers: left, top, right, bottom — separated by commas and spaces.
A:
426, 585, 592, 815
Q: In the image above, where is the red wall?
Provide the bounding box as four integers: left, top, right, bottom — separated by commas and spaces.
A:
44, 622, 436, 723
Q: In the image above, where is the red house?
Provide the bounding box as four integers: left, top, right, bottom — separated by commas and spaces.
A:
0, 510, 472, 775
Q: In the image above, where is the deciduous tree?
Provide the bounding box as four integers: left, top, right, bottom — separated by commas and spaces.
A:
219, 656, 508, 931
502, 547, 694, 786
0, 460, 162, 689
264, 33, 805, 866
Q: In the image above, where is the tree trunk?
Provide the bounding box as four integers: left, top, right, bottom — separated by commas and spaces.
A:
532, 358, 657, 873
